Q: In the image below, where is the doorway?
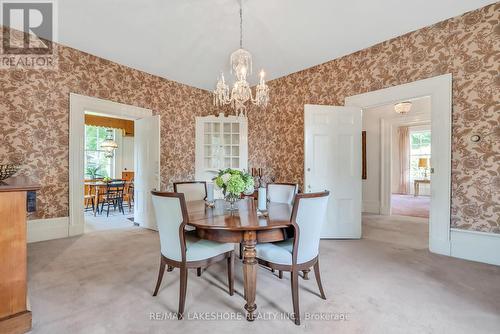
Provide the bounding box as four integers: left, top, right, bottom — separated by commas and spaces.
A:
361, 96, 431, 219
69, 94, 160, 237
83, 113, 136, 233
345, 74, 452, 256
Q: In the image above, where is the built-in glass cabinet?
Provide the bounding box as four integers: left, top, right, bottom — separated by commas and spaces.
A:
195, 113, 248, 181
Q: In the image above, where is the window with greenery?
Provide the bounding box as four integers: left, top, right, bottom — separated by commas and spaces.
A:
84, 125, 114, 179
409, 129, 431, 183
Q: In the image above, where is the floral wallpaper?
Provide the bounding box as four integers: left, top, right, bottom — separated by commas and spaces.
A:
245, 3, 499, 233
0, 26, 213, 219
0, 3, 498, 234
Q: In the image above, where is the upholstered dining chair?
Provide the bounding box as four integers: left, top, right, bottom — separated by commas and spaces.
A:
267, 183, 298, 205
173, 181, 207, 202
151, 191, 235, 319
255, 191, 330, 325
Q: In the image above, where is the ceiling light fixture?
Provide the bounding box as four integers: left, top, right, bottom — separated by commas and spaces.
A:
100, 129, 118, 158
394, 101, 412, 115
213, 0, 269, 117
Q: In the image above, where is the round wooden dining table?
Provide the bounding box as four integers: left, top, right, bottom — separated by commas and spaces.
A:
185, 197, 293, 321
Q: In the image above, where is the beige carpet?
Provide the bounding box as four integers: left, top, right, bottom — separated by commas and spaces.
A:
27, 215, 500, 333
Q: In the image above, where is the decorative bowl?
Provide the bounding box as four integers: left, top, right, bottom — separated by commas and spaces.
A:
0, 164, 21, 181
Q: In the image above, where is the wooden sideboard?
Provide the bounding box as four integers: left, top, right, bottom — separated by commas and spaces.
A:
0, 177, 40, 334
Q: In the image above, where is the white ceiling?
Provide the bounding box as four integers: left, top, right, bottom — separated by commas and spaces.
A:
54, 0, 494, 90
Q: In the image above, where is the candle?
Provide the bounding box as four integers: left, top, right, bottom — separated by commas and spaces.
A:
258, 187, 267, 212
206, 182, 214, 202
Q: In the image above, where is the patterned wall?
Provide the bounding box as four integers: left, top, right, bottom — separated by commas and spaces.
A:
0, 3, 498, 234
0, 28, 213, 219
245, 3, 499, 233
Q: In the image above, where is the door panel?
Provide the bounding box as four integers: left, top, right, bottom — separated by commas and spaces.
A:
134, 115, 160, 230
304, 105, 362, 239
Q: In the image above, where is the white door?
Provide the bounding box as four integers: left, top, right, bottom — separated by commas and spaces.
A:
134, 115, 160, 230
304, 105, 362, 239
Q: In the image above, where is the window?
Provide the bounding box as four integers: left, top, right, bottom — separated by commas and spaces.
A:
409, 129, 431, 184
84, 125, 114, 179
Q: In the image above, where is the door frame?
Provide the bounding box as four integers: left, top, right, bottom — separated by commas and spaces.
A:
345, 74, 452, 256
69, 93, 153, 236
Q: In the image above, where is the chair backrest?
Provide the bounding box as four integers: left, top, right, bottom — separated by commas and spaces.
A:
106, 182, 125, 197
291, 191, 330, 265
151, 191, 188, 262
173, 181, 207, 202
267, 183, 298, 204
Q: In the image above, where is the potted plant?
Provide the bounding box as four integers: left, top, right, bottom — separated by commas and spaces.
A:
214, 169, 254, 211
85, 166, 102, 180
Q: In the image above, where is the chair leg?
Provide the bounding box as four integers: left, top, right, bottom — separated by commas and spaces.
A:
91, 198, 95, 213
227, 252, 234, 296
239, 243, 243, 260
291, 270, 300, 325
178, 266, 188, 320
279, 270, 283, 279
313, 260, 326, 300
152, 258, 166, 296
302, 269, 310, 280
107, 202, 110, 217
197, 268, 202, 277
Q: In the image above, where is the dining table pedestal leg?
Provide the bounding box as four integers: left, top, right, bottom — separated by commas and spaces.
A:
242, 231, 257, 321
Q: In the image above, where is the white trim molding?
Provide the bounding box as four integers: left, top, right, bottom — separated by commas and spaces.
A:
345, 74, 452, 257
27, 217, 69, 243
69, 94, 153, 239
450, 229, 500, 266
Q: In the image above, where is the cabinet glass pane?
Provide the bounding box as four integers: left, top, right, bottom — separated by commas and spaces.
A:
204, 158, 212, 168
204, 123, 211, 132
232, 134, 239, 145
224, 158, 231, 168
223, 123, 231, 133
223, 134, 231, 145
224, 146, 231, 155
213, 123, 220, 133
232, 146, 239, 156
232, 158, 239, 168
204, 145, 212, 156
212, 134, 221, 145
232, 123, 239, 132
204, 134, 211, 144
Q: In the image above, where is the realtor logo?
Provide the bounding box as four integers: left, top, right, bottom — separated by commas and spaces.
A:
1, 0, 57, 68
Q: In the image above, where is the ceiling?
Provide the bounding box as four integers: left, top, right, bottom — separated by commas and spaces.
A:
54, 0, 494, 90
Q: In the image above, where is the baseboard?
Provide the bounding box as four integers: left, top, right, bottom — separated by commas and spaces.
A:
362, 200, 380, 214
450, 228, 500, 266
27, 217, 69, 243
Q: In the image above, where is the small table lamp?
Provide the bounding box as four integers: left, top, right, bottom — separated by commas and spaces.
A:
418, 157, 430, 178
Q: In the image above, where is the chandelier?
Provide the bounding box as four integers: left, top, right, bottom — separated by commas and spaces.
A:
213, 0, 269, 117
101, 129, 118, 158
